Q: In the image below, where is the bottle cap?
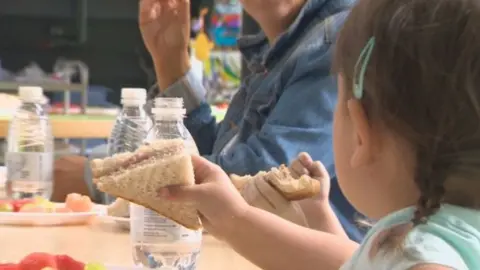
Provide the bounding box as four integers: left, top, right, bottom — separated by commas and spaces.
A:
121, 88, 147, 99
154, 97, 184, 108
121, 88, 147, 105
152, 97, 186, 116
18, 86, 44, 103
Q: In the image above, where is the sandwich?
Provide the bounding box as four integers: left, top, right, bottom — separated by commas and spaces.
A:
91, 139, 201, 230
106, 198, 130, 218
230, 164, 321, 201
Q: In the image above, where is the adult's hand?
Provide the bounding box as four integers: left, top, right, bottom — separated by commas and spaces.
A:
51, 155, 90, 202
139, 0, 191, 89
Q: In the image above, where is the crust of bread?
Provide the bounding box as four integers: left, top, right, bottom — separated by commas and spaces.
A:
91, 139, 185, 178
266, 165, 321, 200
231, 165, 320, 201
92, 139, 201, 230
269, 175, 320, 201
107, 198, 130, 217
104, 192, 201, 230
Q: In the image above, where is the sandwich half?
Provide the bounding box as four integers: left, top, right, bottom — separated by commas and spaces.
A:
107, 198, 130, 218
91, 139, 201, 230
230, 164, 321, 201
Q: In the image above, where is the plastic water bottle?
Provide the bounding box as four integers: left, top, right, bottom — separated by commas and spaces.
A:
5, 86, 53, 199
105, 88, 152, 203
108, 88, 152, 155
130, 97, 201, 269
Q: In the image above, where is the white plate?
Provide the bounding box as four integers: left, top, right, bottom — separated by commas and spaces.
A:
99, 215, 130, 230
0, 204, 104, 226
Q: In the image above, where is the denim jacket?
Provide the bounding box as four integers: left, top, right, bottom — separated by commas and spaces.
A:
160, 0, 363, 240
86, 0, 364, 241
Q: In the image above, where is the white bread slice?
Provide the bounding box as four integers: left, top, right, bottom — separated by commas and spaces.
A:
91, 140, 185, 178
92, 139, 201, 230
230, 171, 267, 191
231, 165, 320, 201
107, 198, 130, 217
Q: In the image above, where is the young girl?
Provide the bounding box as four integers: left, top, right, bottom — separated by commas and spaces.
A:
160, 0, 480, 269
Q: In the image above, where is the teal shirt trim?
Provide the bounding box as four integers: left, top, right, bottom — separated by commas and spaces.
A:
341, 204, 480, 270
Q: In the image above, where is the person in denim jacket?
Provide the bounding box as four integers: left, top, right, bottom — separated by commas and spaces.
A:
53, 0, 363, 241
143, 0, 362, 241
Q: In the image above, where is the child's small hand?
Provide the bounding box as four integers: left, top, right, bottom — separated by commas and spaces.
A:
289, 152, 330, 203
158, 155, 249, 238
290, 153, 346, 235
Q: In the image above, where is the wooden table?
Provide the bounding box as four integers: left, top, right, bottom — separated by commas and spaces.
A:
0, 221, 260, 269
0, 115, 115, 139
0, 107, 228, 139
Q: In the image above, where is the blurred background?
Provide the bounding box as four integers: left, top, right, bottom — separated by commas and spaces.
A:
0, 0, 261, 163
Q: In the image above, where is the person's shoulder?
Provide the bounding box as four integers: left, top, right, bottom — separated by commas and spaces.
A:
345, 206, 479, 270
372, 213, 475, 270
300, 10, 350, 48
286, 10, 350, 75
344, 223, 467, 270
400, 225, 468, 269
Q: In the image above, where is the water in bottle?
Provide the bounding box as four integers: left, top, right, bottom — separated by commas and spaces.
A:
130, 97, 202, 269
105, 88, 152, 203
108, 88, 152, 155
5, 86, 53, 199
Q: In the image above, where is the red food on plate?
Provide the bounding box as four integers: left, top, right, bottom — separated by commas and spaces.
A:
0, 263, 19, 270
55, 255, 84, 270
19, 252, 57, 270
11, 199, 35, 212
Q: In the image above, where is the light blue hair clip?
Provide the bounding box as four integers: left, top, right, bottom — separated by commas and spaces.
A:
353, 37, 376, 99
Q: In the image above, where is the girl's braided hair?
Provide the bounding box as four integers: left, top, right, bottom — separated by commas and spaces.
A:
334, 0, 480, 244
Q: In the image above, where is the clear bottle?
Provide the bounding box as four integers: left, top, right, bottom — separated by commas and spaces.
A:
5, 86, 53, 199
130, 97, 202, 269
106, 88, 152, 203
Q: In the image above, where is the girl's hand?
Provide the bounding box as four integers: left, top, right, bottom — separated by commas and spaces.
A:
159, 155, 250, 238
289, 153, 347, 235
289, 152, 330, 204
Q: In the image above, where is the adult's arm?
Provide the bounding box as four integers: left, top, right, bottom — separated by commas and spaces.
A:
160, 68, 219, 156
162, 62, 336, 176
53, 144, 107, 203
225, 205, 358, 270
159, 38, 335, 176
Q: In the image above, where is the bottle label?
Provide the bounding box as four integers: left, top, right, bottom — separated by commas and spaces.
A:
6, 152, 53, 184
130, 205, 202, 244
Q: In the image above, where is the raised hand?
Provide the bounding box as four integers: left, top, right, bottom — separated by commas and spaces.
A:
139, 0, 191, 89
139, 0, 190, 56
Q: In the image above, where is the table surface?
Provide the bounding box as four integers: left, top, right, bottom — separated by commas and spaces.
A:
0, 115, 116, 139
0, 220, 259, 269
0, 107, 227, 139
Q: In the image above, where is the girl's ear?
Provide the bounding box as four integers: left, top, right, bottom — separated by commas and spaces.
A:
347, 99, 375, 167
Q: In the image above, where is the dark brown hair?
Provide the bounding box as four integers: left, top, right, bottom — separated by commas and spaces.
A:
334, 0, 480, 227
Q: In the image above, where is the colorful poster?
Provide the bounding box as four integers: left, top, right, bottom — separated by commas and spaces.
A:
210, 0, 242, 48
190, 1, 242, 103
203, 50, 241, 103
